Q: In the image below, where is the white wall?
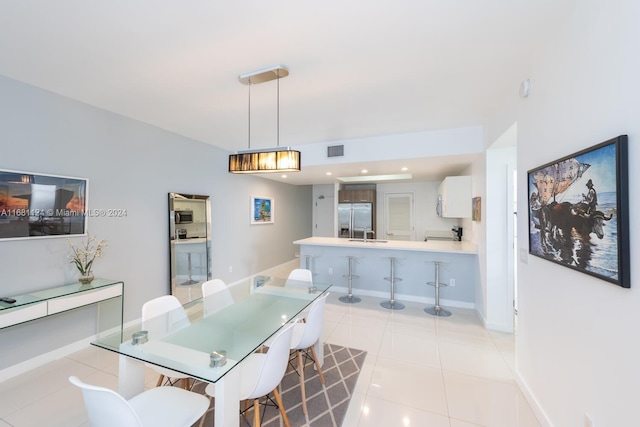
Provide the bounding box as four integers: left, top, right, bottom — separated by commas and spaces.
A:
483, 145, 516, 332
376, 181, 461, 241
301, 126, 484, 167
0, 75, 312, 370
515, 2, 640, 425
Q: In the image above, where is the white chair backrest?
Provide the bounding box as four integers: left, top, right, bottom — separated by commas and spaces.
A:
201, 279, 227, 297
141, 295, 189, 337
246, 322, 295, 399
69, 376, 142, 427
287, 268, 313, 282
294, 292, 329, 350
202, 279, 234, 315
285, 269, 313, 290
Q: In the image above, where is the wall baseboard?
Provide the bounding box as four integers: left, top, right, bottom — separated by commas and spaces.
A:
515, 370, 554, 427
0, 336, 91, 383
0, 320, 137, 383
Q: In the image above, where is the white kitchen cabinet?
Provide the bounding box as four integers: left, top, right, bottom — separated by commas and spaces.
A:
437, 176, 472, 218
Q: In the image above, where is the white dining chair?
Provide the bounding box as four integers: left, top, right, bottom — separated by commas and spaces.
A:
286, 268, 313, 284
69, 375, 209, 427
201, 279, 234, 316
201, 278, 227, 297
285, 269, 314, 318
288, 292, 329, 414
141, 295, 192, 388
201, 322, 295, 427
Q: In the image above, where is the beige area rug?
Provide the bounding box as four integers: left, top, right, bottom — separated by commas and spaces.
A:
194, 344, 367, 427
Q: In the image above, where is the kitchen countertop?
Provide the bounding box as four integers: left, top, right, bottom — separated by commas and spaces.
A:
172, 237, 207, 244
293, 237, 477, 254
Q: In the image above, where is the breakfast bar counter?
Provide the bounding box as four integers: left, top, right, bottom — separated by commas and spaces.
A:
293, 237, 479, 308
293, 237, 477, 254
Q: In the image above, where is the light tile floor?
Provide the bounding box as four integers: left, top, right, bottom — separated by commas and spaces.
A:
325, 294, 540, 427
0, 293, 540, 427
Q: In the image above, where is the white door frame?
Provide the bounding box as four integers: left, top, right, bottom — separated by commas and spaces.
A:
384, 192, 415, 241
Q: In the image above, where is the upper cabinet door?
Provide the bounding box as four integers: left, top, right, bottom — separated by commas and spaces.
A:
438, 176, 472, 218
339, 189, 375, 203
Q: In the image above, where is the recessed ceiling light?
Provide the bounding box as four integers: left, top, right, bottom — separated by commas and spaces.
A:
281, 174, 287, 178
361, 169, 368, 174
401, 167, 408, 171
326, 172, 332, 176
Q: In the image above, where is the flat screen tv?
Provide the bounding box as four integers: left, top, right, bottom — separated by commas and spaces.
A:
0, 169, 88, 240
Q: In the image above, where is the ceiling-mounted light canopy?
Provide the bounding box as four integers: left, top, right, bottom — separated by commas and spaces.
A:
229, 65, 301, 174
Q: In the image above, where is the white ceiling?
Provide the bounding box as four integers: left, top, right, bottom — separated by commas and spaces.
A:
0, 1, 572, 185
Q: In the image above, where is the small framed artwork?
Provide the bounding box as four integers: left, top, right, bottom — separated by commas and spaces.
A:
0, 169, 88, 240
472, 197, 481, 222
527, 135, 629, 288
251, 196, 274, 224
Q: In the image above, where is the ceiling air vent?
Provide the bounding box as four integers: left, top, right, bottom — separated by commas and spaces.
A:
327, 145, 344, 158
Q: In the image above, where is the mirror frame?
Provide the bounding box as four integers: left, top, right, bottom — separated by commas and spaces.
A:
168, 192, 211, 303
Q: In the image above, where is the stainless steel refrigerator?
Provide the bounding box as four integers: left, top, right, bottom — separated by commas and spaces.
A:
338, 202, 374, 239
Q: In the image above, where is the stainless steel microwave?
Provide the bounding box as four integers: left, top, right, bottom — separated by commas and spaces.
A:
175, 210, 193, 224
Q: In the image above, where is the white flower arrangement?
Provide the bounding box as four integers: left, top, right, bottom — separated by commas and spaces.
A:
67, 235, 108, 276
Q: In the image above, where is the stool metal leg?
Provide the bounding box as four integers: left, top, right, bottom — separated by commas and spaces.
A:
381, 257, 405, 310
339, 256, 361, 303
425, 261, 451, 317
304, 255, 318, 292
181, 252, 198, 286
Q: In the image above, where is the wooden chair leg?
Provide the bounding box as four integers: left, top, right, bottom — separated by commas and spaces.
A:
155, 374, 165, 387
309, 345, 326, 385
181, 378, 190, 389
273, 388, 291, 427
297, 350, 308, 414
253, 398, 260, 427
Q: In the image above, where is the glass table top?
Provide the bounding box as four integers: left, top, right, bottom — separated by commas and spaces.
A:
92, 277, 330, 384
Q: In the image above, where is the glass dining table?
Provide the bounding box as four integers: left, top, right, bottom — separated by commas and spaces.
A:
92, 276, 331, 427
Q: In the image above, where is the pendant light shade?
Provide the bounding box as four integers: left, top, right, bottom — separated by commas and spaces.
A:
229, 65, 301, 174
228, 147, 301, 173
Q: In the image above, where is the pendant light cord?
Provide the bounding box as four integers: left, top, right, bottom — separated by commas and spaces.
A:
277, 69, 280, 147
248, 77, 251, 150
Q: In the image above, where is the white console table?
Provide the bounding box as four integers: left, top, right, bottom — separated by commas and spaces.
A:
0, 278, 123, 334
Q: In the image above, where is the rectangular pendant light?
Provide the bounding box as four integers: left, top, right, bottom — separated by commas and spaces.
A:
229, 65, 301, 174
229, 147, 301, 173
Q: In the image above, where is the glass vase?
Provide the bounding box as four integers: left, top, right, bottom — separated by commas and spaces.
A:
78, 273, 94, 284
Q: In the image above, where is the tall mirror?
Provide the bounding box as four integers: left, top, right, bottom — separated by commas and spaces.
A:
169, 192, 211, 304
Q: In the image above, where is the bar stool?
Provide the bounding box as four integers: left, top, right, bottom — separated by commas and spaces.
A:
303, 254, 318, 272
339, 256, 361, 304
424, 261, 451, 317
181, 252, 198, 286
381, 257, 405, 310
302, 254, 319, 292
